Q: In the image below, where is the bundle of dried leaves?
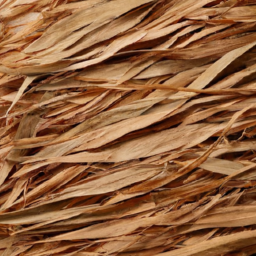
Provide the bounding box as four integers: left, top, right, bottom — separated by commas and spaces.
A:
1, 0, 256, 255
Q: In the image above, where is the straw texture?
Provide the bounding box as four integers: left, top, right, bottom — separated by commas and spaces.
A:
1, 0, 256, 255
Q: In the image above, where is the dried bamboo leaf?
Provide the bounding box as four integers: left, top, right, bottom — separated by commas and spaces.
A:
1, 1, 256, 255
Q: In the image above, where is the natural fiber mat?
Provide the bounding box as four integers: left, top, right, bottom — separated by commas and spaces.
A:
1, 0, 256, 255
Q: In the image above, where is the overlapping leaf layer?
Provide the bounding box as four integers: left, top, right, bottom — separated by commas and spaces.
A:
1, 0, 256, 255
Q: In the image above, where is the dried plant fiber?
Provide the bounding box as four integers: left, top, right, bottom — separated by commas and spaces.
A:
2, 0, 256, 255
